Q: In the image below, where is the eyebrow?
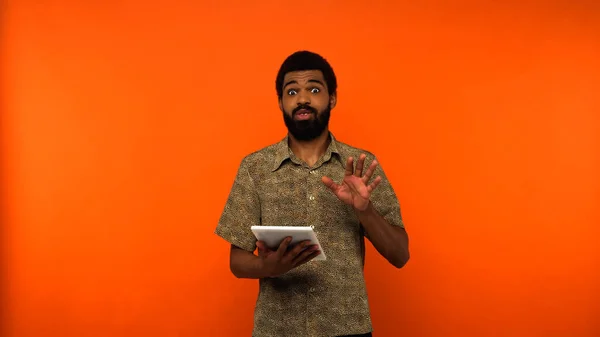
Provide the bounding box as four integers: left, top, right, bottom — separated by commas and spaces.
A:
283, 79, 326, 89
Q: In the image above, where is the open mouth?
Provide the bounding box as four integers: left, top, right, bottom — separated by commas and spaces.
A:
295, 109, 313, 120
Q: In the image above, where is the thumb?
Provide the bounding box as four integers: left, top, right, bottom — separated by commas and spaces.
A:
256, 241, 267, 256
321, 176, 338, 192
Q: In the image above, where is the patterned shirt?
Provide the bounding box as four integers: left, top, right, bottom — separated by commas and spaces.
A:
215, 132, 405, 337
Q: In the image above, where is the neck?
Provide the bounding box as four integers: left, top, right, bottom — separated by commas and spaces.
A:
288, 130, 331, 167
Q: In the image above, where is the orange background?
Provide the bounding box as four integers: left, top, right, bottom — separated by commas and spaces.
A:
2, 1, 599, 336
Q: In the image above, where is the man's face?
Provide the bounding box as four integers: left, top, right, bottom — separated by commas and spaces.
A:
279, 70, 336, 141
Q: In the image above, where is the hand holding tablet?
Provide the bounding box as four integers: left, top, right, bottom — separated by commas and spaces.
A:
251, 226, 326, 277
251, 226, 326, 260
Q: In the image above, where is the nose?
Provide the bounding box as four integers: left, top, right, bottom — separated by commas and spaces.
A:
297, 90, 311, 105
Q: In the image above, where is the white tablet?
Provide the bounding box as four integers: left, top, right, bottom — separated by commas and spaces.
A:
251, 225, 326, 261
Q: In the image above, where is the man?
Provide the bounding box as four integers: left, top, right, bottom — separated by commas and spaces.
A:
214, 50, 410, 337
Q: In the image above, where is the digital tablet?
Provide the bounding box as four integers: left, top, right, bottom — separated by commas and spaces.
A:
251, 225, 326, 261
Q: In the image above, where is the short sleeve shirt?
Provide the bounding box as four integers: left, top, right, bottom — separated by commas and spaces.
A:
215, 133, 404, 337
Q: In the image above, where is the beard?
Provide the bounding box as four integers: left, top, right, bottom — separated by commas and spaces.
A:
283, 104, 331, 141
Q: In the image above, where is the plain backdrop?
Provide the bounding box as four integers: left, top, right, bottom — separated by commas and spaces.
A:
1, 1, 599, 336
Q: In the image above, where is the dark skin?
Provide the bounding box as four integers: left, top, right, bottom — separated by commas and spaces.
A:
229, 70, 409, 279
325, 154, 410, 269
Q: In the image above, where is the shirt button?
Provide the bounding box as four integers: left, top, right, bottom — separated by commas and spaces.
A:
309, 287, 315, 292
310, 170, 317, 174
309, 195, 315, 201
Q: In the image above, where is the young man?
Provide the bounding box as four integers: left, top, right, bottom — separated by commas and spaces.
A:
214, 51, 410, 337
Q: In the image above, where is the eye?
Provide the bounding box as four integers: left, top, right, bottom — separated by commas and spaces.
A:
287, 89, 297, 95
311, 88, 320, 94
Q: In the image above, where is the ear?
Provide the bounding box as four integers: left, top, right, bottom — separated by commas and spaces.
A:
329, 93, 337, 109
278, 98, 284, 112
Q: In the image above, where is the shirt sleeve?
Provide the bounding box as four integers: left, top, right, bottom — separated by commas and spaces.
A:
364, 155, 405, 234
214, 157, 261, 252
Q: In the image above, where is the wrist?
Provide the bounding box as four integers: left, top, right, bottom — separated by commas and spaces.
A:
354, 200, 374, 217
256, 257, 276, 279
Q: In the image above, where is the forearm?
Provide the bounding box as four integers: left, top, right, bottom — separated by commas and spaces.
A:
229, 246, 269, 279
356, 202, 410, 268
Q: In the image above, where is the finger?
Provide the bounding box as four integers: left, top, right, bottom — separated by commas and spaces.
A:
293, 248, 321, 266
291, 244, 318, 264
361, 159, 378, 184
367, 176, 383, 193
288, 240, 313, 258
256, 241, 273, 253
321, 176, 339, 192
283, 240, 310, 264
256, 241, 266, 255
344, 157, 354, 176
276, 237, 292, 258
354, 154, 366, 177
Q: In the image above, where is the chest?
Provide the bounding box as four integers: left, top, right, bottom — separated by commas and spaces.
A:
255, 163, 360, 233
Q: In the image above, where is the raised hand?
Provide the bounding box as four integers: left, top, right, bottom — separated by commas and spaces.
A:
256, 237, 320, 278
321, 154, 382, 211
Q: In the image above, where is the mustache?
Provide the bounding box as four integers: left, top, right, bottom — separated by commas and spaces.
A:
293, 104, 318, 115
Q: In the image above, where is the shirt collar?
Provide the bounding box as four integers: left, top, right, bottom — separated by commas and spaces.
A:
272, 132, 343, 172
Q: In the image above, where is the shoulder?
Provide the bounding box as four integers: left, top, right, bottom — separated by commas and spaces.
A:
237, 139, 283, 172
240, 143, 277, 163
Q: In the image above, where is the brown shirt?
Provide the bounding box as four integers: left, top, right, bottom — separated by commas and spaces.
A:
215, 132, 404, 337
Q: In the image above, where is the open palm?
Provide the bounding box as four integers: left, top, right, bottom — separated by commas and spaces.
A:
322, 154, 382, 211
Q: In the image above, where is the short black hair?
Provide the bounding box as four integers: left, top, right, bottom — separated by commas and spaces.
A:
275, 50, 337, 99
